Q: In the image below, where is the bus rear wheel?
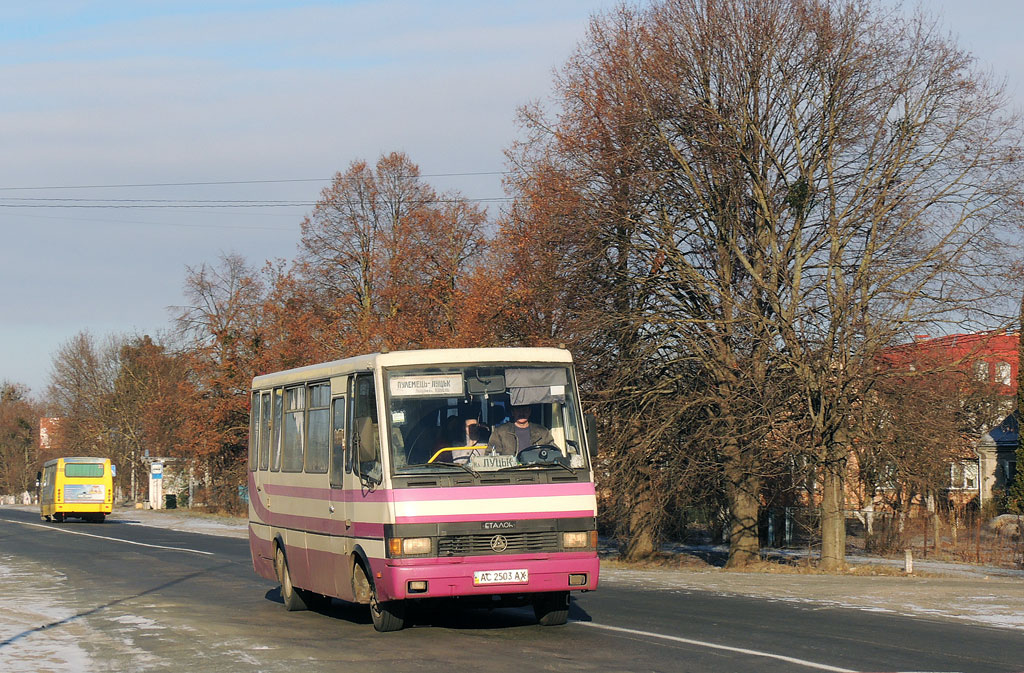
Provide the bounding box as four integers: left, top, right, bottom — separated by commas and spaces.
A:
274, 547, 308, 612
533, 591, 570, 626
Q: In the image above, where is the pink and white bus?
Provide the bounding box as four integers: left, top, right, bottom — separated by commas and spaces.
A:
247, 347, 599, 631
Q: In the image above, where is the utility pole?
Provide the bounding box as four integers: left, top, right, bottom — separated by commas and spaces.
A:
1005, 288, 1024, 513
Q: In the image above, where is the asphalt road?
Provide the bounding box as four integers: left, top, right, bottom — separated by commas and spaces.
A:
1, 507, 1023, 673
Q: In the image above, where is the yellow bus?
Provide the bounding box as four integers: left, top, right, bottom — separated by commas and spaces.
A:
39, 457, 115, 523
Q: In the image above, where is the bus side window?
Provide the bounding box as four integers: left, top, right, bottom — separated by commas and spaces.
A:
248, 392, 259, 472
258, 392, 271, 470
282, 386, 306, 472
330, 397, 346, 487
271, 388, 284, 472
306, 383, 330, 474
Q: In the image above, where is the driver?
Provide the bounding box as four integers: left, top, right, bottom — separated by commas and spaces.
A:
488, 405, 554, 455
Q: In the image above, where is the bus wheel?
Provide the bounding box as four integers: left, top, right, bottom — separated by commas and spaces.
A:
274, 547, 308, 612
53, 513, 65, 523
533, 591, 569, 626
355, 563, 405, 632
370, 591, 406, 632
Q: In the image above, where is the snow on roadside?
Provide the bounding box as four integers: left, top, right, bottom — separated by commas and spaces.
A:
0, 555, 95, 673
113, 508, 248, 539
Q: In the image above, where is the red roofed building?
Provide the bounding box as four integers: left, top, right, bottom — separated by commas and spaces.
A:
877, 332, 1018, 508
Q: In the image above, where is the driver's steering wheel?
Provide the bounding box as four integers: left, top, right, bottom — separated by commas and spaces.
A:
517, 443, 563, 465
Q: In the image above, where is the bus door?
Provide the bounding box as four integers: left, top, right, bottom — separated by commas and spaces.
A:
327, 376, 352, 598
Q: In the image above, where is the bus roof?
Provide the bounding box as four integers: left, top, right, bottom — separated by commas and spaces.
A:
42, 456, 110, 467
251, 347, 575, 390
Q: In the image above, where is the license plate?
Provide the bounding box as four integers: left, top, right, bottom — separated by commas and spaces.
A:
473, 569, 528, 585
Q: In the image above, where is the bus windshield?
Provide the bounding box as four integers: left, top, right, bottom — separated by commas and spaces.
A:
385, 364, 587, 474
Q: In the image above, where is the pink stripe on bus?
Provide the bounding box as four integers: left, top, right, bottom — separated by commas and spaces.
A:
389, 482, 596, 501
261, 481, 595, 503
249, 475, 385, 538
394, 510, 595, 524
262, 483, 391, 502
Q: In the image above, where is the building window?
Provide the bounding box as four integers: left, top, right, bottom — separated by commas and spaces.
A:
999, 459, 1017, 487
973, 360, 989, 382
878, 462, 897, 491
950, 460, 979, 490
995, 361, 1012, 386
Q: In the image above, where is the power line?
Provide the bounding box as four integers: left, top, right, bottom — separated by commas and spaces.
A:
0, 171, 511, 192
0, 196, 513, 209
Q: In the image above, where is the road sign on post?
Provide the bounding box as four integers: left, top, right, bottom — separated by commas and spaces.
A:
149, 461, 164, 509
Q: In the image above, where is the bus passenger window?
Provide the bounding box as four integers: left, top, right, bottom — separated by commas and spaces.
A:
271, 388, 283, 471
331, 397, 346, 486
249, 392, 259, 471
306, 383, 330, 474
282, 386, 305, 472
259, 392, 271, 470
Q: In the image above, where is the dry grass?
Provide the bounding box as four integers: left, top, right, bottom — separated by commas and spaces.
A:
600, 552, 713, 570
601, 552, 939, 576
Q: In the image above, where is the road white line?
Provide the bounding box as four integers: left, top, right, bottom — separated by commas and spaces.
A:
2, 519, 214, 556
575, 621, 856, 672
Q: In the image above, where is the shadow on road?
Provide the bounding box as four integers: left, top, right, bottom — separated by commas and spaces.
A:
264, 588, 594, 630
0, 563, 236, 651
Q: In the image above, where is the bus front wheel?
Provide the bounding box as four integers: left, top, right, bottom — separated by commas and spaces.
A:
274, 547, 308, 612
533, 591, 570, 626
354, 563, 405, 632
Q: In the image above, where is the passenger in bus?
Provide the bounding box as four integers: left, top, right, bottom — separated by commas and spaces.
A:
487, 405, 553, 455
462, 418, 488, 447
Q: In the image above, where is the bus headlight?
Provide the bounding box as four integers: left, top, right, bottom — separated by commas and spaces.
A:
388, 537, 432, 556
562, 531, 595, 549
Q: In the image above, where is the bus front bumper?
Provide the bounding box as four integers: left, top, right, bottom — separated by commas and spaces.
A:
373, 552, 599, 602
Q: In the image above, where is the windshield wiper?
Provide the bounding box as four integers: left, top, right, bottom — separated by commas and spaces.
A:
404, 461, 480, 478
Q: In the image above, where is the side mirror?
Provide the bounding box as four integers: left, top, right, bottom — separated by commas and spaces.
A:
111, 465, 117, 477
354, 417, 378, 463
36, 471, 42, 481
585, 413, 599, 457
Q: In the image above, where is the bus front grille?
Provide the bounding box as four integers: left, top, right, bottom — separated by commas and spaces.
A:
437, 531, 560, 556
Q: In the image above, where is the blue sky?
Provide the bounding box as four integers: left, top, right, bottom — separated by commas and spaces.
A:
0, 0, 1021, 397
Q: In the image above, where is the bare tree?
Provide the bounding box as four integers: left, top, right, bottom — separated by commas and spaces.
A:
298, 151, 490, 353
175, 253, 267, 509
509, 0, 1023, 567
0, 382, 44, 496
47, 331, 122, 456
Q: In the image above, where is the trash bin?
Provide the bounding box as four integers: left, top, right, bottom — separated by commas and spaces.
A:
165, 494, 177, 509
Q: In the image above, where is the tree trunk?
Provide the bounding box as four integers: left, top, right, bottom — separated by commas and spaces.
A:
820, 458, 846, 571
725, 464, 761, 568
623, 479, 660, 560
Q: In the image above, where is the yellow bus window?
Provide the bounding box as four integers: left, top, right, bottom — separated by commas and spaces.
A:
65, 463, 104, 478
